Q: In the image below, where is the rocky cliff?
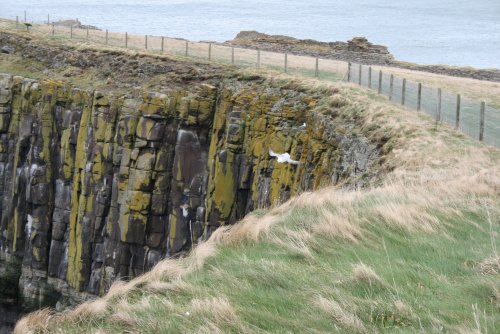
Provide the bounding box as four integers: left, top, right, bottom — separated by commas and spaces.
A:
0, 34, 382, 323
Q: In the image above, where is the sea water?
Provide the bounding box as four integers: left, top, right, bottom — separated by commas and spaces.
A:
0, 1, 499, 68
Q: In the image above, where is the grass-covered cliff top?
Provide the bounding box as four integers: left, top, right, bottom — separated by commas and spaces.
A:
1, 24, 500, 108
15, 75, 500, 333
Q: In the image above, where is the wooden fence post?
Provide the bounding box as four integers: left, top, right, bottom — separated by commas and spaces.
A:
347, 62, 351, 82
437, 88, 442, 122
358, 64, 362, 85
161, 36, 164, 53
70, 26, 73, 39
125, 32, 128, 48
284, 53, 288, 73
315, 58, 319, 78
231, 47, 235, 65
145, 35, 148, 49
479, 102, 485, 141
401, 78, 406, 105
417, 83, 422, 111
86, 27, 89, 40
185, 41, 188, 57
52, 24, 55, 36
105, 29, 108, 45
455, 94, 461, 130
208, 43, 212, 61
377, 70, 382, 94
47, 14, 50, 25
257, 49, 261, 68
16, 16, 19, 29
389, 74, 394, 101
24, 10, 26, 22
368, 67, 372, 88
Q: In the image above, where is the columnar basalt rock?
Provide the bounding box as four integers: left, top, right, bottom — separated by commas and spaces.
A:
0, 73, 379, 311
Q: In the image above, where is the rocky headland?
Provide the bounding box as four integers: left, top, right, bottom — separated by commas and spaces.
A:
225, 31, 500, 82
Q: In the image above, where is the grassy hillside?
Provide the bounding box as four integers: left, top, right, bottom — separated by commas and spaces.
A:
15, 78, 500, 333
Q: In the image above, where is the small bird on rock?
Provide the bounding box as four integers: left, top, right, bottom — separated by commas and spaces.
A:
269, 149, 300, 165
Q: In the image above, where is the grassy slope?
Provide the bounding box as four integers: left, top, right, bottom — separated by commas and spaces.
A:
15, 78, 500, 333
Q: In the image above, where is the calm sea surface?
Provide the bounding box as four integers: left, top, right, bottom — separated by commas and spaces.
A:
0, 0, 499, 68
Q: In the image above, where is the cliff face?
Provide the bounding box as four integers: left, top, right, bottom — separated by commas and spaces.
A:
0, 72, 379, 312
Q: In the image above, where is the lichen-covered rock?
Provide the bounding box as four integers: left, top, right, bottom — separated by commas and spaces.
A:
0, 73, 379, 311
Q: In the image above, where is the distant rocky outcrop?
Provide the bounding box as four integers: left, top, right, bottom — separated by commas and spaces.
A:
52, 19, 100, 30
226, 31, 394, 65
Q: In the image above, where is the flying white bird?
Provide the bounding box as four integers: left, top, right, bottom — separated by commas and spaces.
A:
269, 149, 301, 165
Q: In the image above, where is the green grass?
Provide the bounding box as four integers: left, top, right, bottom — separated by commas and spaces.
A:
46, 186, 499, 334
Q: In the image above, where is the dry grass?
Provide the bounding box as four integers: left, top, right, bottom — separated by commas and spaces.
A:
477, 255, 500, 275
313, 296, 366, 333
352, 263, 381, 284
13, 308, 53, 334
68, 299, 108, 320
314, 208, 362, 242
272, 229, 314, 259
189, 297, 240, 326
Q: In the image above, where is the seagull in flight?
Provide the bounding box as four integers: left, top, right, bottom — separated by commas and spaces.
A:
269, 149, 300, 165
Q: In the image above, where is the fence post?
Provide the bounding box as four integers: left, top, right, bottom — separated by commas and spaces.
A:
437, 88, 442, 122
257, 49, 261, 68
24, 10, 26, 22
86, 27, 89, 40
401, 78, 406, 106
16, 16, 19, 29
185, 41, 188, 56
208, 43, 212, 61
479, 102, 485, 141
389, 74, 394, 101
105, 29, 108, 45
377, 70, 382, 94
347, 62, 351, 82
70, 26, 73, 39
47, 14, 50, 25
145, 35, 148, 49
358, 64, 362, 85
161, 37, 164, 53
51, 23, 55, 36
455, 94, 461, 130
125, 32, 128, 48
284, 53, 288, 73
417, 83, 422, 111
315, 58, 319, 78
368, 67, 372, 88
231, 47, 235, 65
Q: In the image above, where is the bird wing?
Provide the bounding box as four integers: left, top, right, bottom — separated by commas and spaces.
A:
269, 149, 278, 157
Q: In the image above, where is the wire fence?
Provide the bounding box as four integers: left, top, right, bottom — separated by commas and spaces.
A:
349, 64, 500, 147
1, 14, 499, 148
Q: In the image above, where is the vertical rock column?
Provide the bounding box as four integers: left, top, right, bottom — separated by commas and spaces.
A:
0, 74, 13, 253
67, 92, 116, 292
